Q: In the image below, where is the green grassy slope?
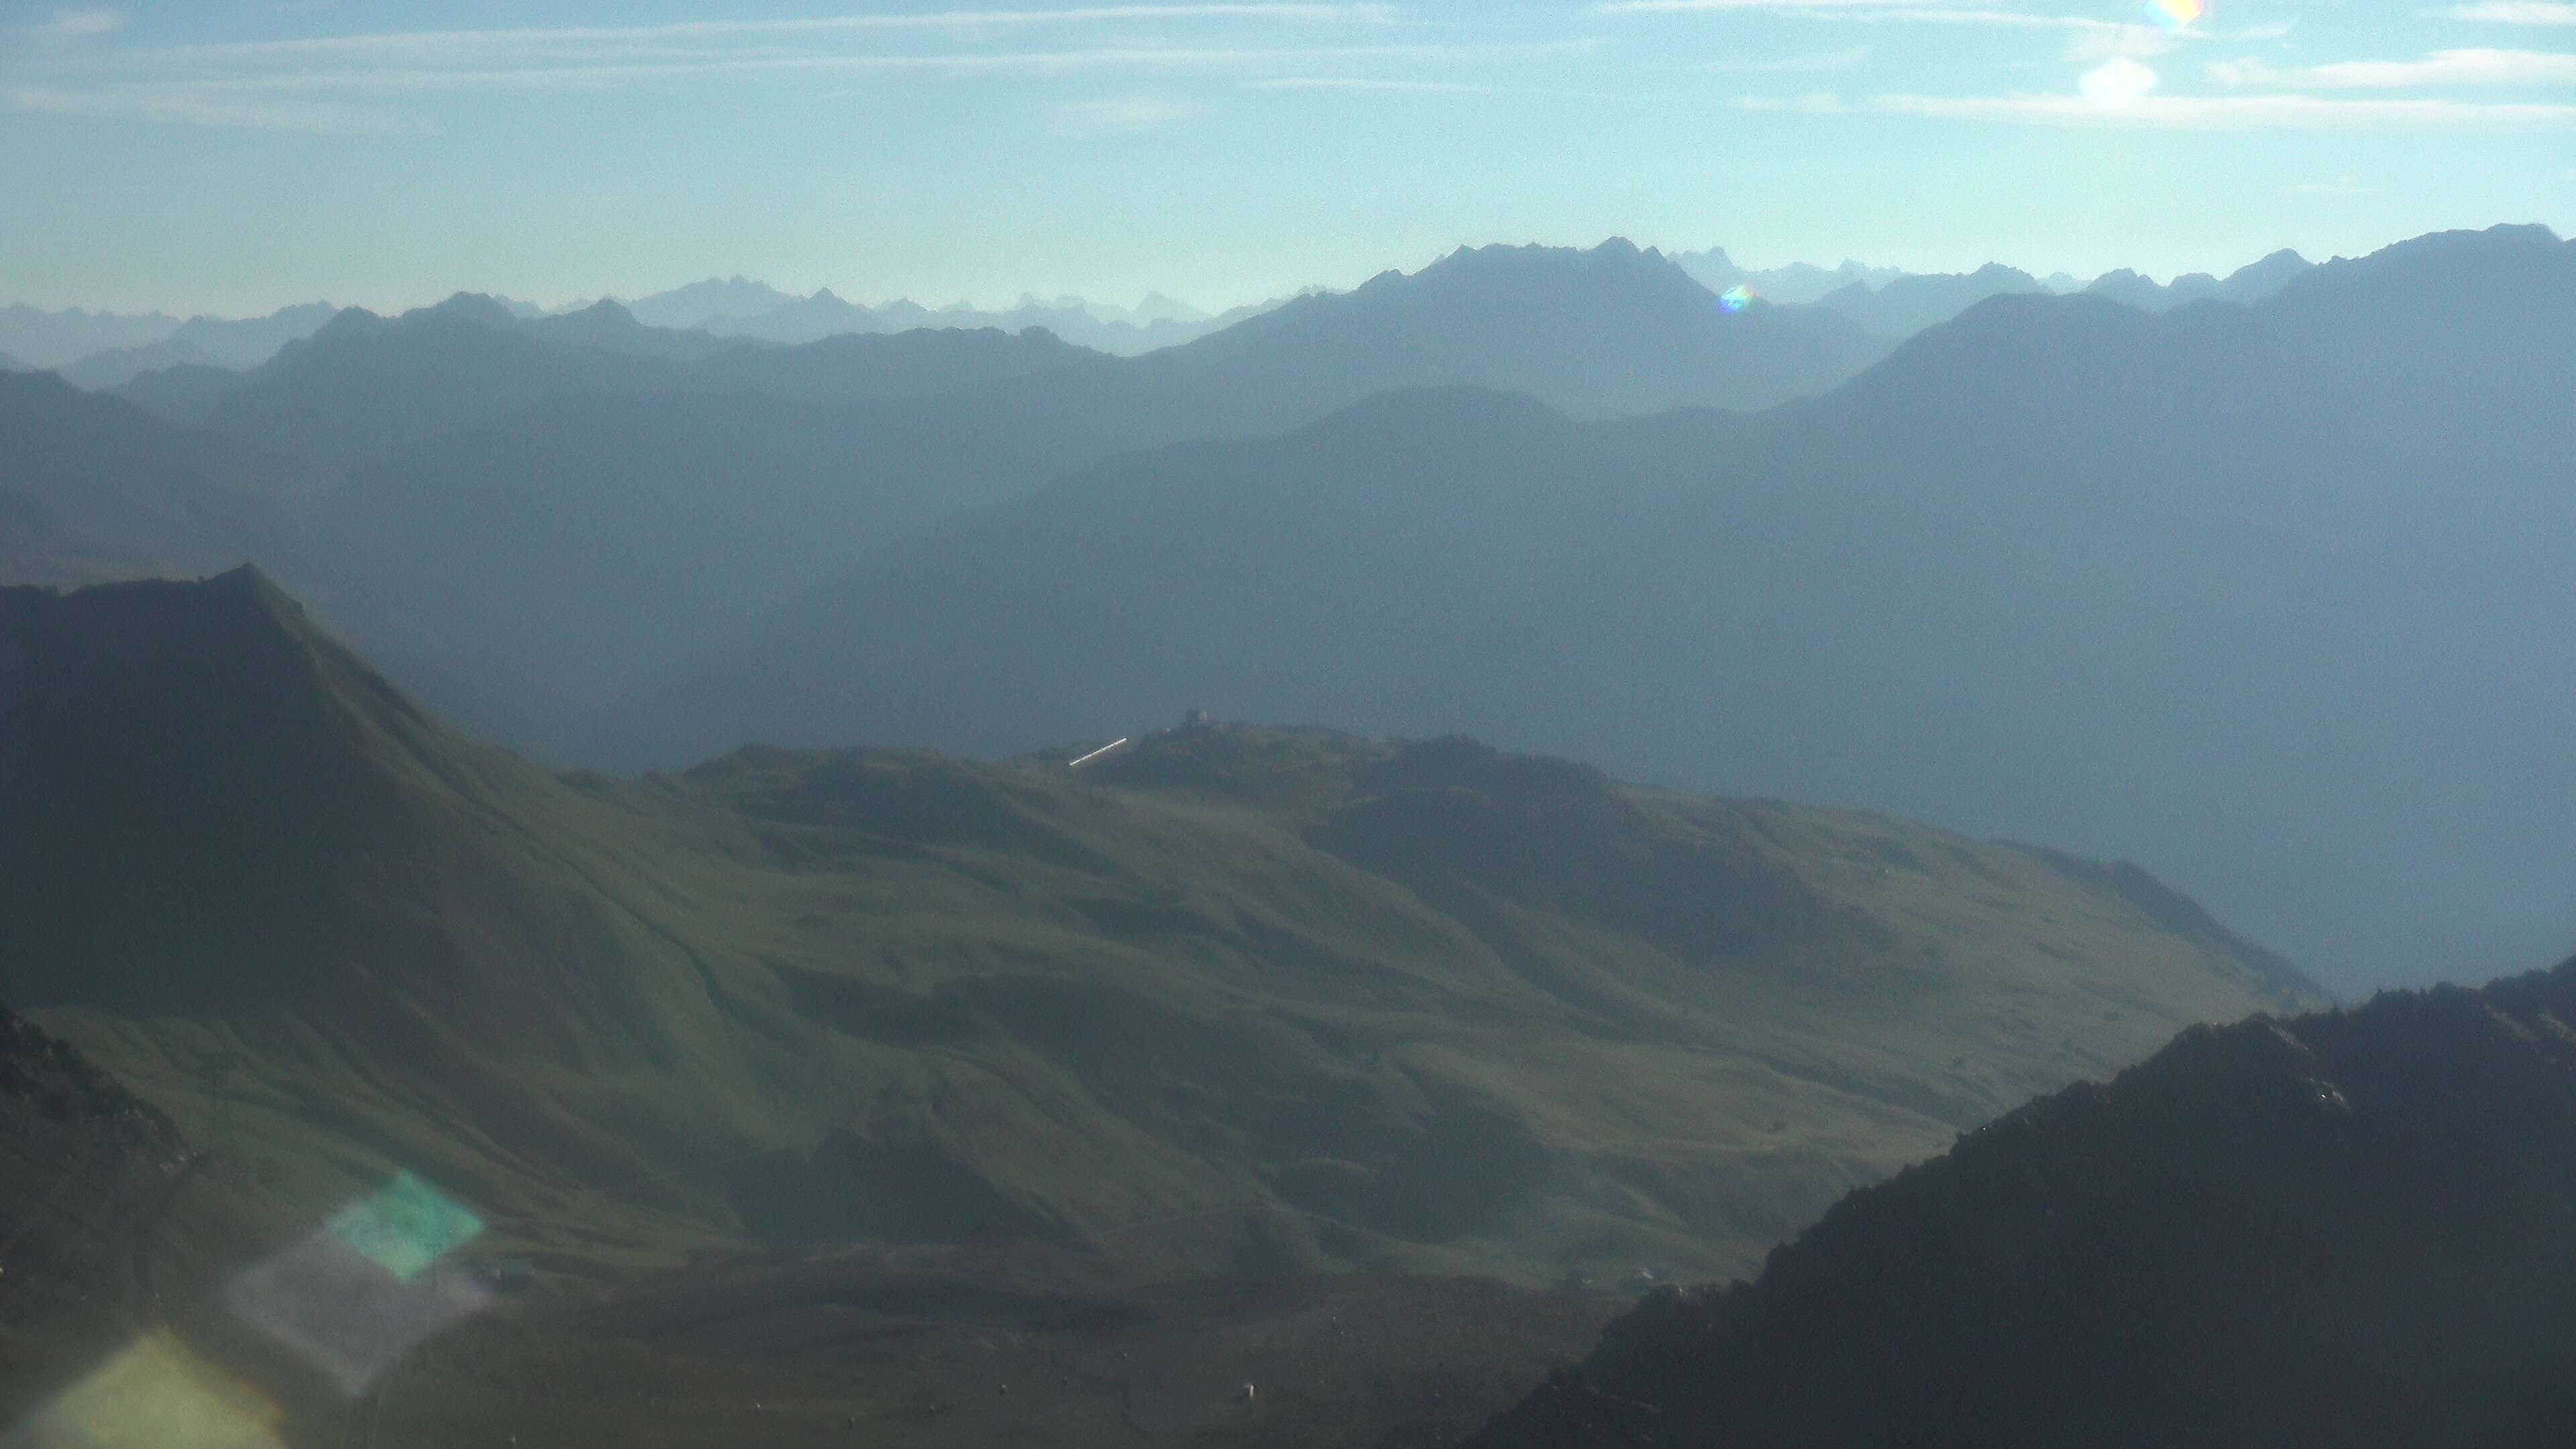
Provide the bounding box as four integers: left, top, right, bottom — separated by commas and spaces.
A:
2, 570, 2325, 1288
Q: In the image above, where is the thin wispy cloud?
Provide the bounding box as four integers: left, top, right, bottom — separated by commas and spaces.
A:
1881, 85, 2576, 127
2065, 25, 2181, 60
1246, 75, 1495, 91
1599, 2, 2191, 63
1601, 0, 1903, 9
5, 3, 1438, 127
215, 44, 1589, 88
22, 7, 122, 39
1732, 90, 1847, 110
1049, 95, 1208, 133
1709, 46, 1872, 72
2210, 49, 2576, 88
3, 81, 401, 133
2447, 1, 2576, 22
8, 36, 1604, 127
99, 5, 1403, 70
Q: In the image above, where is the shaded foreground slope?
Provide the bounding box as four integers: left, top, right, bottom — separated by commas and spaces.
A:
0, 1004, 1619, 1449
1468, 960, 2576, 1449
1, 570, 2320, 1291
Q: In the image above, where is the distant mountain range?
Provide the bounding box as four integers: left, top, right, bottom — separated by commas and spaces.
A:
1468, 953, 2576, 1448
621, 225, 2574, 991
3, 241, 2322, 385
1, 225, 2564, 997
1672, 246, 2314, 337
625, 275, 1282, 356
1672, 247, 1911, 304
0, 302, 186, 370
17, 238, 1888, 749
53, 303, 341, 390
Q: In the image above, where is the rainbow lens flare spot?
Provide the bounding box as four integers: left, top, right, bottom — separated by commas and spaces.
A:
329, 1171, 482, 1281
2145, 0, 2205, 28
1719, 284, 1755, 313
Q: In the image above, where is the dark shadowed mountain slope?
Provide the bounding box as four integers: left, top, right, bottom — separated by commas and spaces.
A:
99, 362, 244, 430
1464, 957, 2576, 1449
0, 371, 292, 584
3, 570, 2320, 1290
288, 386, 1086, 722
123, 294, 1103, 463
135, 239, 1888, 747
605, 386, 1723, 768
174, 297, 692, 462
0, 304, 180, 372
634, 224, 2575, 993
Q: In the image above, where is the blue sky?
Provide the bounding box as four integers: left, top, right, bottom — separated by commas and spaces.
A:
3, 1, 2569, 315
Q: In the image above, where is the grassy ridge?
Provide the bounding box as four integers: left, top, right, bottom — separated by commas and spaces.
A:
2, 569, 2324, 1287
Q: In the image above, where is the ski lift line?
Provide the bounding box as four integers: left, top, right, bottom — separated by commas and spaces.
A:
1068, 739, 1130, 769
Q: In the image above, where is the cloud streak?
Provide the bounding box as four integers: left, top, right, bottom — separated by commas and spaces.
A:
2, 82, 402, 133
2209, 49, 2576, 89
1049, 95, 1208, 132
2447, 1, 2576, 23
1879, 89, 2576, 127
1709, 46, 1872, 72
1732, 90, 1847, 111
1599, 3, 2189, 63
22, 8, 122, 40
8, 36, 1604, 127
1247, 75, 1496, 91
99, 5, 1404, 71
5, 5, 1609, 129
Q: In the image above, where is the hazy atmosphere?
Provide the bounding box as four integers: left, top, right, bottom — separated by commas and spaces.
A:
5, 3, 2574, 1447
5, 0, 2571, 312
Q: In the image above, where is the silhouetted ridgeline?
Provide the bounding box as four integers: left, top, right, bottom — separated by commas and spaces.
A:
1465, 959, 2576, 1448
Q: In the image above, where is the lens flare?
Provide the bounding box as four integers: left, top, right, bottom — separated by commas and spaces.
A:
329, 1171, 483, 1281
2145, 0, 2206, 28
6, 1330, 285, 1449
1719, 284, 1756, 313
225, 1173, 492, 1395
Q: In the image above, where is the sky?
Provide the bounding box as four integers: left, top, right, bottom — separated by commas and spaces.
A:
1, 0, 2569, 315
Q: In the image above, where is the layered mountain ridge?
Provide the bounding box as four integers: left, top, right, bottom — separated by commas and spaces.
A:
1, 569, 2322, 1290
629, 223, 2573, 991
